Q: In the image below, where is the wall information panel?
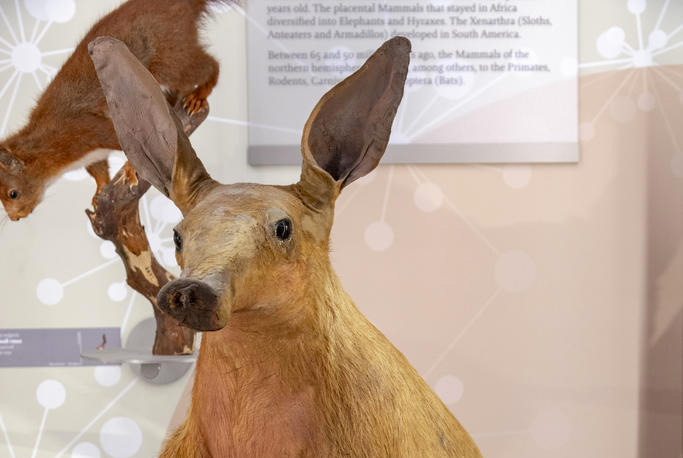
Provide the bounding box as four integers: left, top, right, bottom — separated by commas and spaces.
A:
247, 0, 578, 164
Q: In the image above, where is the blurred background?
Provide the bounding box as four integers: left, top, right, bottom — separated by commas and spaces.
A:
0, 1, 681, 457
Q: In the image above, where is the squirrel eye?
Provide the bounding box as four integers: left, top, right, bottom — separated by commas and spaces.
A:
8, 190, 18, 199
274, 218, 292, 241
173, 229, 183, 252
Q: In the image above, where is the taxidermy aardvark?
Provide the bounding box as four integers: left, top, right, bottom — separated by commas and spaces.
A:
90, 36, 483, 458
0, 0, 233, 221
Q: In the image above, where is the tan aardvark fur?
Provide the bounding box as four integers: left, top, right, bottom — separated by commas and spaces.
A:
89, 35, 483, 458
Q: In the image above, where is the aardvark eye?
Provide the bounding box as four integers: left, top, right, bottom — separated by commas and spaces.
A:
274, 218, 292, 241
173, 229, 183, 252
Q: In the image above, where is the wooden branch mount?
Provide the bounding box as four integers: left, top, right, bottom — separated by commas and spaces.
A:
86, 100, 208, 355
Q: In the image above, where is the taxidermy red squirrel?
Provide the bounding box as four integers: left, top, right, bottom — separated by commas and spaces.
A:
0, 0, 234, 221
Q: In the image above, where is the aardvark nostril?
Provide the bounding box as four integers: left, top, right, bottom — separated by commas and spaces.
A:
170, 285, 196, 311
158, 278, 221, 330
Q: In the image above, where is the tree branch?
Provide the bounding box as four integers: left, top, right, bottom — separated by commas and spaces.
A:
86, 100, 208, 355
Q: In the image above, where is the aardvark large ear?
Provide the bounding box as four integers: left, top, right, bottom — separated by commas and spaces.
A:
297, 37, 410, 208
88, 36, 216, 215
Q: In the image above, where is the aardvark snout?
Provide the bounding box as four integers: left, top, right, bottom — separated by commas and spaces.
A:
158, 278, 225, 331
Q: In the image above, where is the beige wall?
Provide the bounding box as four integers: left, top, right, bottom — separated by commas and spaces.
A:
0, 1, 681, 457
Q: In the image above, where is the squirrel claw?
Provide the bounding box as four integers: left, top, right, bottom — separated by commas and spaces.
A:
183, 93, 208, 115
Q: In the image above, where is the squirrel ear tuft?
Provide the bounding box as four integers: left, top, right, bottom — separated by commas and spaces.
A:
0, 149, 25, 174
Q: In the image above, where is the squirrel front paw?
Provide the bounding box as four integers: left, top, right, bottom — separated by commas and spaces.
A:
182, 90, 209, 115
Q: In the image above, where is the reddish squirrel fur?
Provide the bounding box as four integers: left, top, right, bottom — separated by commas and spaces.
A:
0, 0, 232, 221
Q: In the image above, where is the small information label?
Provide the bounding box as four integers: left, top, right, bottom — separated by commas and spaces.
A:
0, 328, 121, 367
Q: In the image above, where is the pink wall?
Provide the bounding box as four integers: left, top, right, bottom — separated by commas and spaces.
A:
331, 67, 682, 457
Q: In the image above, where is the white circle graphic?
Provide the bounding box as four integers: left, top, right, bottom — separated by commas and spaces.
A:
648, 29, 668, 50
94, 366, 121, 387
36, 278, 63, 305
434, 375, 464, 405
107, 282, 127, 302
596, 27, 625, 59
12, 43, 41, 73
36, 379, 66, 409
364, 221, 394, 251
632, 49, 653, 67
627, 0, 646, 15
502, 166, 532, 189
99, 241, 117, 259
100, 417, 143, 458
45, 0, 76, 22
24, 0, 49, 20
414, 182, 443, 212
72, 442, 101, 458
